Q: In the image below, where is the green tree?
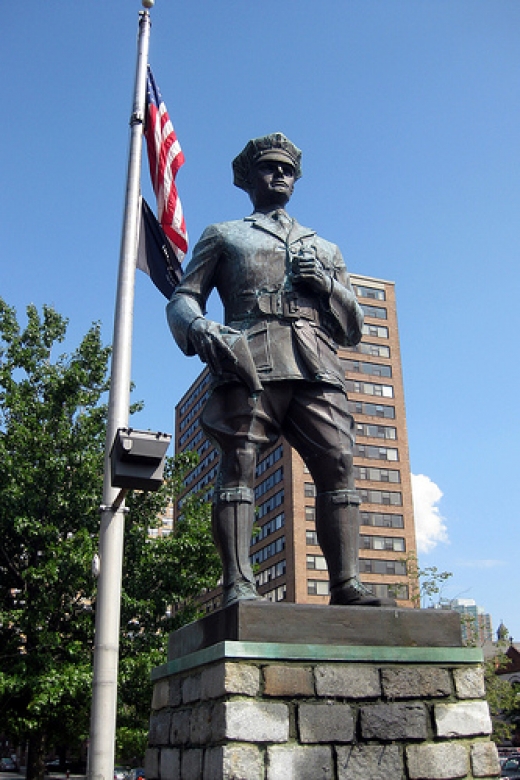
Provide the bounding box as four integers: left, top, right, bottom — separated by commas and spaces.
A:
0, 299, 220, 780
116, 458, 220, 764
484, 653, 520, 744
398, 553, 452, 608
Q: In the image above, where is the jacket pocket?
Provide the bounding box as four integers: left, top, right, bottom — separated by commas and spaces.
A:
246, 321, 272, 372
316, 327, 338, 355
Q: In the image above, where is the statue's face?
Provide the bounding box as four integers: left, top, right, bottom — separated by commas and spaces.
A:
249, 159, 296, 210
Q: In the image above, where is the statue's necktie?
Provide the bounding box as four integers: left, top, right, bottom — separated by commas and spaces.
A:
272, 209, 292, 235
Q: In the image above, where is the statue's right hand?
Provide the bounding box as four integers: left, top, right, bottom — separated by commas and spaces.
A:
188, 318, 238, 376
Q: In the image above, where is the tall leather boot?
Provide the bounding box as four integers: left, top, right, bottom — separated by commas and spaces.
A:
212, 486, 262, 608
316, 489, 396, 607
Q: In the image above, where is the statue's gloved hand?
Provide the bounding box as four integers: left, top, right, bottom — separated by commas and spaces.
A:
291, 248, 332, 296
188, 318, 241, 376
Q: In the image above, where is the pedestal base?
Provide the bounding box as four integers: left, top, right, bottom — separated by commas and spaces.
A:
146, 605, 500, 780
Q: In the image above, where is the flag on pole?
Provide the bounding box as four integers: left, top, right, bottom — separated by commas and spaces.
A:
137, 66, 187, 297
137, 197, 183, 299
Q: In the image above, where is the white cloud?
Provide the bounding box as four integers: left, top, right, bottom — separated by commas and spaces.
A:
457, 559, 505, 569
411, 473, 449, 554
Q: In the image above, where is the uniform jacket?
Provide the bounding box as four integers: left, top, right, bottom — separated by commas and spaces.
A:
166, 211, 364, 391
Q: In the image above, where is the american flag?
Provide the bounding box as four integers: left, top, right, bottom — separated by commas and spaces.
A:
144, 66, 188, 262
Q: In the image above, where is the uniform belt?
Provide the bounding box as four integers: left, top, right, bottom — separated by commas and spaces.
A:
228, 291, 320, 323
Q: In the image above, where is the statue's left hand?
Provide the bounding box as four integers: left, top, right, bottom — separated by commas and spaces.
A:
292, 250, 332, 296
189, 318, 240, 375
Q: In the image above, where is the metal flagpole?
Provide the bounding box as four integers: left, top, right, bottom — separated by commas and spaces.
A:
88, 4, 153, 780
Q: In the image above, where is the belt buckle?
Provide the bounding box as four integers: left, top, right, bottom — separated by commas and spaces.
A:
272, 291, 284, 316
284, 292, 299, 317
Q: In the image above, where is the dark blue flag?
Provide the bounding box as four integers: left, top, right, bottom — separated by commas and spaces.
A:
137, 197, 183, 299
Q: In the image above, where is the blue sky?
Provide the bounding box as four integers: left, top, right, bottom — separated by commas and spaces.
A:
2, 1, 519, 640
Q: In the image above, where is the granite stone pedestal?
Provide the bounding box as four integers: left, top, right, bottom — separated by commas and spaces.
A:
145, 603, 500, 780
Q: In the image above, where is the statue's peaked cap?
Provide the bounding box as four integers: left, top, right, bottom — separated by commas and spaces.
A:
232, 132, 302, 191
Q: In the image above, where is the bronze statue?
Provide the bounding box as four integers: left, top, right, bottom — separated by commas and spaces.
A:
167, 132, 395, 608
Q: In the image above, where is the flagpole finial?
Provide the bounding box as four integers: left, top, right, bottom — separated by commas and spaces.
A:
142, 0, 154, 8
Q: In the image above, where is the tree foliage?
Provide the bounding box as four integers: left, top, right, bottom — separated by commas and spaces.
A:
117, 459, 220, 764
399, 553, 453, 608
485, 655, 519, 744
0, 299, 220, 778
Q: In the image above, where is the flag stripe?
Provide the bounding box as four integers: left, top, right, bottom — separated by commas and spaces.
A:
144, 67, 187, 263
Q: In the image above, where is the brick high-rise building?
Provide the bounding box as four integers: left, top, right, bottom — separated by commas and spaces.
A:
173, 273, 417, 610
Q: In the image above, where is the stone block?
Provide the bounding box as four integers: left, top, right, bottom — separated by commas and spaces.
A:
181, 749, 203, 780
152, 679, 170, 711
337, 745, 404, 780
144, 748, 159, 780
182, 672, 201, 704
315, 664, 380, 698
170, 710, 191, 746
212, 700, 289, 743
361, 702, 428, 741
159, 748, 180, 780
267, 745, 333, 780
453, 666, 486, 699
406, 742, 469, 779
381, 667, 451, 699
264, 664, 314, 697
200, 662, 260, 699
470, 741, 501, 777
169, 677, 182, 707
203, 744, 264, 780
149, 711, 171, 746
435, 700, 492, 737
189, 702, 214, 745
298, 702, 354, 743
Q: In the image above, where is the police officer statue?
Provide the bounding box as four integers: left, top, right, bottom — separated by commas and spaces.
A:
167, 132, 395, 609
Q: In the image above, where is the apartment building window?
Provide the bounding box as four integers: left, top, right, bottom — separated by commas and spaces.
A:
178, 371, 212, 415
360, 535, 405, 552
346, 380, 394, 398
371, 582, 409, 600
305, 506, 316, 521
306, 554, 328, 570
360, 304, 387, 319
356, 423, 397, 440
255, 467, 283, 500
255, 559, 286, 586
256, 444, 284, 477
180, 465, 219, 499
360, 512, 404, 529
178, 418, 200, 447
183, 448, 219, 487
353, 285, 386, 301
264, 584, 287, 602
196, 439, 211, 458
309, 579, 409, 599
179, 390, 210, 430
304, 482, 316, 498
342, 360, 392, 378
349, 401, 395, 419
360, 559, 407, 576
358, 489, 403, 506
352, 342, 391, 358
180, 428, 204, 453
363, 324, 389, 339
251, 535, 286, 565
307, 580, 330, 596
355, 467, 400, 483
306, 530, 319, 546
355, 445, 399, 461
257, 489, 284, 519
254, 512, 285, 543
